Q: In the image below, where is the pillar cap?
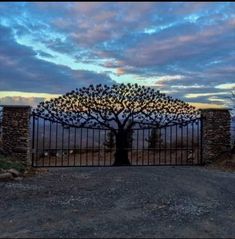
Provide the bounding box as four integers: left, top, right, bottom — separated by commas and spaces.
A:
200, 108, 232, 111
0, 105, 31, 108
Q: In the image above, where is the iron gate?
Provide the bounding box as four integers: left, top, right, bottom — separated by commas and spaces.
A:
31, 113, 202, 167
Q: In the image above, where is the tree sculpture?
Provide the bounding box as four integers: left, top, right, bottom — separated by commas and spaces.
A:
34, 83, 200, 165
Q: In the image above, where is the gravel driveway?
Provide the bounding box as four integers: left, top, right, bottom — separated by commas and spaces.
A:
0, 166, 235, 238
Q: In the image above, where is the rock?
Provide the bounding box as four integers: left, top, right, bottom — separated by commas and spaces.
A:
14, 146, 27, 153
0, 172, 13, 180
0, 168, 6, 173
7, 169, 21, 177
14, 177, 23, 181
187, 153, 193, 160
23, 170, 28, 175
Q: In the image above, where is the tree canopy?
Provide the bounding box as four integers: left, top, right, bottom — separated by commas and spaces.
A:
34, 83, 200, 130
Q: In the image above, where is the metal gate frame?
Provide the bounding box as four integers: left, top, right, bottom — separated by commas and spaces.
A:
31, 113, 203, 167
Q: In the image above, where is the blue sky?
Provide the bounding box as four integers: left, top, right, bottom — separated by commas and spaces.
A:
0, 2, 234, 108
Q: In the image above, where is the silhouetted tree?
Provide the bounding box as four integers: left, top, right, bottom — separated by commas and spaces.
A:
34, 83, 199, 165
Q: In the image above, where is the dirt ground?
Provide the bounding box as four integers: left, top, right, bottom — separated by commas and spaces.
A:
0, 166, 235, 238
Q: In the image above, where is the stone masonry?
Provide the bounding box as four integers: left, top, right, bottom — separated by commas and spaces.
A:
2, 106, 31, 167
201, 108, 231, 163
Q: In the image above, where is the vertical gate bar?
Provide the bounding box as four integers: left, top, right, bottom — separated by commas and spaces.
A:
181, 125, 183, 165
42, 119, 45, 167
62, 125, 64, 166
136, 129, 139, 165
32, 113, 35, 167
98, 129, 101, 166
164, 127, 167, 165
197, 119, 200, 164
55, 122, 58, 166
74, 127, 77, 166
186, 122, 189, 165
68, 126, 70, 166
80, 128, 83, 166
154, 128, 156, 165
159, 128, 161, 165
110, 130, 112, 166
129, 130, 131, 165
92, 128, 95, 166
86, 128, 88, 166
129, 130, 132, 165
192, 122, 194, 165
153, 129, 155, 165
49, 120, 52, 166
148, 129, 150, 165
200, 117, 203, 165
142, 129, 144, 165
176, 124, 178, 165
104, 130, 106, 166
170, 125, 172, 165
130, 130, 133, 165
36, 117, 39, 167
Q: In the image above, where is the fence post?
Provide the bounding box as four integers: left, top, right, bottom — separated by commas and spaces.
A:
2, 105, 31, 167
201, 108, 231, 164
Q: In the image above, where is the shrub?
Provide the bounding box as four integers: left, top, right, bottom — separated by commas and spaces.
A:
0, 154, 26, 173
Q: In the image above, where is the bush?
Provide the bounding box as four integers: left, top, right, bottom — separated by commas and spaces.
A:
0, 154, 26, 173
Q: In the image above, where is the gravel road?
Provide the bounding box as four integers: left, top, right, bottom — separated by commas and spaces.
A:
0, 166, 235, 238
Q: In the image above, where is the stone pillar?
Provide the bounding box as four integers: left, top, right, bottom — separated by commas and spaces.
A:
2, 105, 31, 167
201, 108, 231, 163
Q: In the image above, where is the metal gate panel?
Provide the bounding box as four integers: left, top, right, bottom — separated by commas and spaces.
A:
31, 113, 202, 167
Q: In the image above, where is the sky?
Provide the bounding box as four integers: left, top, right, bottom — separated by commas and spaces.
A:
0, 2, 234, 108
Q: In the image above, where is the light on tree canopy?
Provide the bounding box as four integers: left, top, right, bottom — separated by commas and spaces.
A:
34, 83, 200, 130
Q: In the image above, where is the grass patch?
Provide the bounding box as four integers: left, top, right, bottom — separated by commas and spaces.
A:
0, 154, 26, 173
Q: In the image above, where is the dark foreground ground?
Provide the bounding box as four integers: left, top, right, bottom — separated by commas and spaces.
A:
0, 166, 235, 238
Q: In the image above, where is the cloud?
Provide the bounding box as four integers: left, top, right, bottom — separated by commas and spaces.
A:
0, 25, 115, 94
0, 2, 234, 107
184, 92, 229, 99
215, 83, 235, 90
155, 75, 185, 86
119, 17, 235, 70
171, 84, 206, 89
0, 96, 45, 107
116, 68, 125, 76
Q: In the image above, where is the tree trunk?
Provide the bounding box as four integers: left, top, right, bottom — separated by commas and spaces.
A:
113, 129, 131, 166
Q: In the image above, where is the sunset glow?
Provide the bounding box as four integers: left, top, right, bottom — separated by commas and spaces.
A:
0, 2, 234, 108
